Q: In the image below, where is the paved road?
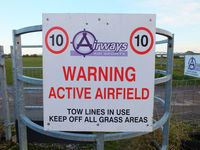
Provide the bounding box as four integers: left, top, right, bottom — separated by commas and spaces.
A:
154, 86, 200, 121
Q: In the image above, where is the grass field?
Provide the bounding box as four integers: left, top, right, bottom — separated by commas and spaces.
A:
5, 57, 42, 85
4, 56, 199, 85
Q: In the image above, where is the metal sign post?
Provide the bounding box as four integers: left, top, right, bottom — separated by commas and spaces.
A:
12, 31, 28, 150
0, 46, 11, 140
162, 34, 174, 149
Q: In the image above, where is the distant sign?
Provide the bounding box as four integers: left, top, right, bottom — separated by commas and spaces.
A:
43, 13, 156, 132
184, 55, 200, 78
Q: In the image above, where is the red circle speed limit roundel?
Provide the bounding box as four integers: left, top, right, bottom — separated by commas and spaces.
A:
45, 26, 69, 54
129, 27, 154, 55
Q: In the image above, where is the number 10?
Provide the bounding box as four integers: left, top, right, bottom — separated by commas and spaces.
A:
49, 34, 63, 46
135, 35, 148, 47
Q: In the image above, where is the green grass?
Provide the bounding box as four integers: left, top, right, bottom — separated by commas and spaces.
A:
22, 57, 42, 67
4, 58, 13, 85
105, 120, 200, 150
5, 57, 42, 85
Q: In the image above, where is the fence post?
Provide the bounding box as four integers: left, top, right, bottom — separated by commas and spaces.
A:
12, 31, 28, 150
161, 34, 174, 150
0, 46, 12, 140
96, 132, 104, 150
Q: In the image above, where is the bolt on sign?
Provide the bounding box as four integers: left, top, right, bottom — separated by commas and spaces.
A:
43, 13, 156, 132
184, 55, 200, 78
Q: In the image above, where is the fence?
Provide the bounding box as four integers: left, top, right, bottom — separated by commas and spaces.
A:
8, 25, 174, 150
0, 26, 174, 149
154, 79, 200, 120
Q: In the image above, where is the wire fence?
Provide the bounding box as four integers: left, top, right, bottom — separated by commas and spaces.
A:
23, 67, 42, 79
153, 79, 200, 149
155, 79, 200, 119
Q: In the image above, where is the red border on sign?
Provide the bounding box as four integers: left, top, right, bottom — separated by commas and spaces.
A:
45, 26, 69, 54
129, 27, 154, 55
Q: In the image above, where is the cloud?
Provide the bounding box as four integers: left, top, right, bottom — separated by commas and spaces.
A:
144, 0, 200, 26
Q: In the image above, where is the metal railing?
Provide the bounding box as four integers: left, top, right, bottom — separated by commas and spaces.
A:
0, 46, 12, 140
11, 25, 174, 150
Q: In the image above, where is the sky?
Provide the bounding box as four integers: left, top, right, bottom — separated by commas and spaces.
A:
0, 0, 199, 54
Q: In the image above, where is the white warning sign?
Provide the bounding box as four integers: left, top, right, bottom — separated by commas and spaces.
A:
184, 55, 200, 78
43, 13, 156, 132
